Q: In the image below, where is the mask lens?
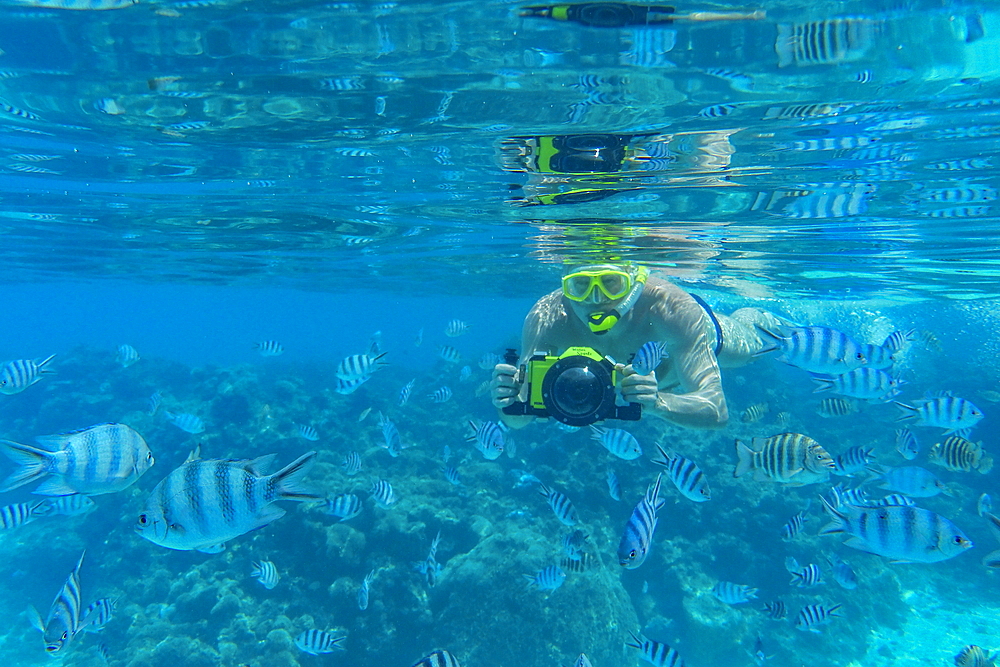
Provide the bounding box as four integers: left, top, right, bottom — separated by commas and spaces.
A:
563, 274, 596, 301
599, 272, 629, 298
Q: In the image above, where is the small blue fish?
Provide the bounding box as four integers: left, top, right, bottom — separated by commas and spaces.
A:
826, 553, 857, 589
295, 629, 345, 655
894, 428, 919, 460
523, 565, 566, 591
711, 581, 758, 604
437, 345, 461, 364
323, 493, 362, 521
0, 500, 51, 529
562, 529, 589, 561
79, 598, 115, 633
479, 352, 502, 370
116, 344, 139, 368
795, 603, 843, 633
370, 479, 397, 509
631, 341, 667, 375
538, 484, 579, 527
590, 426, 642, 460
979, 493, 992, 517
253, 341, 284, 357
781, 510, 808, 540
444, 319, 469, 337
625, 632, 686, 667
784, 557, 823, 587
148, 391, 162, 417
895, 396, 984, 434
44, 495, 96, 517
762, 600, 787, 619
873, 466, 948, 497
618, 475, 664, 569
755, 326, 866, 375
467, 420, 504, 460
251, 560, 279, 590
651, 444, 710, 502
411, 650, 461, 667
443, 467, 461, 486
833, 445, 876, 476
606, 468, 621, 501
29, 551, 87, 656
163, 411, 205, 434
342, 451, 361, 476
336, 352, 388, 381
0, 354, 56, 394
398, 379, 415, 406
296, 424, 319, 442
357, 569, 375, 610
428, 386, 453, 403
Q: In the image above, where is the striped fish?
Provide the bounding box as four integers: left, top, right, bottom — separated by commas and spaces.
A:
978, 493, 992, 517
734, 433, 835, 486
523, 564, 566, 591
336, 352, 388, 380
794, 604, 843, 633
785, 557, 823, 587
370, 479, 397, 509
711, 580, 758, 604
762, 600, 787, 620
148, 391, 162, 417
625, 632, 686, 667
163, 411, 205, 434
929, 436, 992, 473
781, 511, 808, 540
538, 484, 578, 527
826, 554, 857, 590
323, 493, 362, 521
116, 344, 140, 368
833, 445, 876, 476
775, 18, 880, 67
253, 341, 284, 357
697, 103, 739, 118
416, 531, 442, 587
895, 428, 919, 460
813, 367, 901, 401
606, 468, 621, 501
590, 426, 642, 460
0, 423, 154, 496
617, 474, 664, 569
819, 496, 972, 562
437, 345, 461, 364
467, 420, 504, 460
562, 529, 588, 561
358, 569, 375, 610
829, 483, 869, 507
574, 654, 594, 667
0, 500, 51, 529
0, 354, 56, 394
740, 402, 769, 423
378, 413, 404, 457
80, 597, 115, 633
754, 326, 866, 375
954, 645, 998, 667
560, 552, 595, 573
251, 560, 279, 590
620, 27, 676, 68
443, 466, 461, 486
342, 451, 361, 476
818, 397, 857, 418
295, 629, 345, 655
895, 396, 984, 434
398, 379, 415, 405
29, 551, 87, 655
136, 448, 319, 553
858, 343, 894, 371
631, 341, 667, 375
984, 512, 1000, 568
444, 319, 469, 337
874, 466, 947, 498
870, 494, 915, 507
296, 424, 319, 442
651, 444, 710, 502
428, 386, 453, 403
410, 649, 461, 667
44, 494, 96, 517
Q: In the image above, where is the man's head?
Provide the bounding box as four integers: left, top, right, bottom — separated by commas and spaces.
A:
561, 264, 648, 334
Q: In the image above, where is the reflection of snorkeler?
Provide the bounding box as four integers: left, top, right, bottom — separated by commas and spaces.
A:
490, 263, 788, 430
519, 3, 765, 28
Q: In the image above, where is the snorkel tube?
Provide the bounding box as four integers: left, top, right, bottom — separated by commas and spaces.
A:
586, 265, 649, 334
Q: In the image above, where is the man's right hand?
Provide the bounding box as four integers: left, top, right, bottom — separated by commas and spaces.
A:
490, 363, 520, 408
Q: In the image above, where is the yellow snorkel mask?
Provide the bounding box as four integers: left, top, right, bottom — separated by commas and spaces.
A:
562, 264, 649, 334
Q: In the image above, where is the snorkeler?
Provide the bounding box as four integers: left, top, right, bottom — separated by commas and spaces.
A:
490, 264, 786, 430
518, 3, 765, 28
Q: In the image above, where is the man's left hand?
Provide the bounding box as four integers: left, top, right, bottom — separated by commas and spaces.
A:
618, 364, 659, 406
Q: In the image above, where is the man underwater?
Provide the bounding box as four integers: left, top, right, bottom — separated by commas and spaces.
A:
490, 264, 785, 429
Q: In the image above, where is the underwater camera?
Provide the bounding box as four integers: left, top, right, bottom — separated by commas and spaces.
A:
501, 347, 642, 427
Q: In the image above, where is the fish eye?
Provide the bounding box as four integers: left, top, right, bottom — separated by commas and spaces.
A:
61, 632, 68, 641
137, 514, 148, 526
954, 535, 966, 545
629, 549, 637, 559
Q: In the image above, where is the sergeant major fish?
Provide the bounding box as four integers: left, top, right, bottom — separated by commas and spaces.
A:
651, 444, 710, 502
323, 493, 362, 521
929, 435, 993, 473
631, 341, 667, 375
625, 632, 686, 667
538, 484, 578, 526
411, 649, 461, 667
754, 326, 866, 375
895, 396, 984, 434
116, 344, 140, 368
819, 496, 972, 562
794, 603, 843, 633
618, 474, 664, 569
163, 411, 205, 434
295, 629, 345, 655
523, 564, 566, 591
29, 551, 88, 656
251, 560, 279, 589
0, 423, 154, 496
358, 569, 375, 609
590, 426, 642, 460
0, 500, 51, 529
336, 352, 388, 380
711, 581, 758, 604
136, 447, 319, 553
734, 433, 835, 486
0, 354, 56, 394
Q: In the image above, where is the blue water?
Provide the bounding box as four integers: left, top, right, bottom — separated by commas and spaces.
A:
1, 1, 999, 666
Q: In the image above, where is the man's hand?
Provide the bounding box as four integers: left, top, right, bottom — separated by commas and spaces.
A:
490, 363, 520, 408
618, 364, 659, 406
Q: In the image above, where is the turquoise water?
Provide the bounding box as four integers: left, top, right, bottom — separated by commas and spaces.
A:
1, 1, 999, 666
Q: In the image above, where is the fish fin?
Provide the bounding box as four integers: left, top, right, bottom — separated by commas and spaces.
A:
36, 354, 56, 371
811, 376, 834, 393
734, 440, 754, 478
33, 477, 78, 497
272, 451, 320, 501
0, 440, 51, 492
183, 445, 201, 464
29, 499, 53, 518
817, 495, 848, 535
842, 536, 879, 554
197, 543, 226, 554
752, 324, 782, 356
244, 454, 278, 476
27, 605, 45, 633
893, 402, 917, 421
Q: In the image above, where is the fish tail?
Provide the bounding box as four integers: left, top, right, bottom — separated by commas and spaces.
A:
893, 401, 918, 421
0, 440, 51, 492
272, 451, 321, 501
625, 631, 643, 650
752, 324, 782, 356
817, 495, 848, 535
37, 354, 57, 373
982, 549, 1000, 568
827, 603, 844, 617
811, 376, 834, 393
734, 440, 754, 478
